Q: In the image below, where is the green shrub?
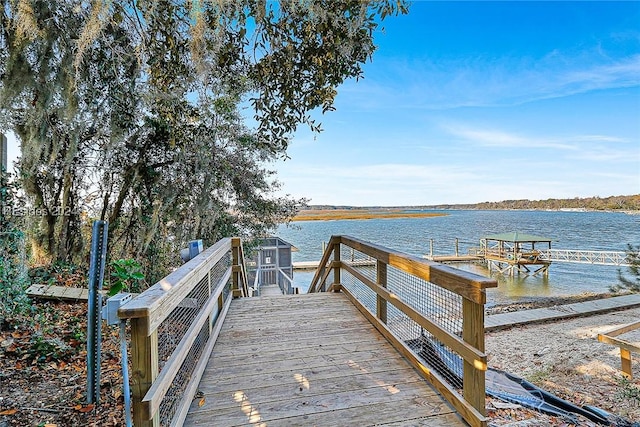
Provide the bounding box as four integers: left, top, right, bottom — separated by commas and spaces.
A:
611, 244, 640, 293
108, 258, 145, 295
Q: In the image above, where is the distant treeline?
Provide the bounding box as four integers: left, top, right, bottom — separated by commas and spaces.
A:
309, 194, 640, 212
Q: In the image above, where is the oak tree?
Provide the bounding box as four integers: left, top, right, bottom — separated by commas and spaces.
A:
0, 0, 408, 281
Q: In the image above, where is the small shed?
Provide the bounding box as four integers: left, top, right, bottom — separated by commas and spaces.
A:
481, 232, 553, 276
247, 237, 297, 295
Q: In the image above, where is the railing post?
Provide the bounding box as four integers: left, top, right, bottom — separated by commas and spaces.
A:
231, 237, 242, 298
130, 318, 159, 427
332, 243, 341, 290
462, 299, 486, 418
376, 260, 387, 323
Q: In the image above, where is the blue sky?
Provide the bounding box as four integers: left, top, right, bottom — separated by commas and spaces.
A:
273, 1, 640, 206
4, 1, 640, 207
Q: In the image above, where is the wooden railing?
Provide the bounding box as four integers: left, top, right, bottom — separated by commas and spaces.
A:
308, 235, 497, 427
118, 237, 250, 427
598, 320, 640, 379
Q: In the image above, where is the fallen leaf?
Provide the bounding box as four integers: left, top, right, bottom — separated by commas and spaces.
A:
0, 409, 17, 415
74, 403, 95, 413
198, 398, 205, 407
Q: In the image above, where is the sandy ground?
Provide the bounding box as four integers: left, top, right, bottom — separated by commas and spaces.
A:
485, 306, 640, 425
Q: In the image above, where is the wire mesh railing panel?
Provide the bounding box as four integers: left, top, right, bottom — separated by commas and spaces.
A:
341, 268, 377, 315
339, 256, 466, 392
156, 273, 209, 371
159, 321, 210, 426
340, 245, 376, 282
387, 266, 463, 336
385, 265, 464, 390
209, 252, 231, 294
155, 249, 233, 425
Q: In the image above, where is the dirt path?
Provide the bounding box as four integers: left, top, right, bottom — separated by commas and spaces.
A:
485, 306, 640, 425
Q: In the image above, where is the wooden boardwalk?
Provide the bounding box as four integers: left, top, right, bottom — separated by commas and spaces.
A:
184, 292, 465, 426
258, 284, 284, 296
485, 293, 640, 332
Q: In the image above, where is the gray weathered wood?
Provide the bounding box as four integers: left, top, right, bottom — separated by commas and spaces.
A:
183, 293, 464, 427
486, 294, 640, 331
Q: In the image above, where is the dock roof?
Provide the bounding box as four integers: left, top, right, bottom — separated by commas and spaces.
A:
483, 232, 553, 242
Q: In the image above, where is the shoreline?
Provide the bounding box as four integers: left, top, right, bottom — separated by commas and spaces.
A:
293, 207, 640, 221
291, 209, 448, 221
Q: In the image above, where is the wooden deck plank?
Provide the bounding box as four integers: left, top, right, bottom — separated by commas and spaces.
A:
202, 402, 461, 427
200, 351, 414, 390
258, 285, 284, 296
188, 382, 452, 426
198, 367, 436, 412
184, 292, 463, 427
210, 326, 382, 354
216, 312, 371, 334
208, 342, 400, 375
27, 284, 92, 301
219, 304, 358, 321
213, 324, 374, 346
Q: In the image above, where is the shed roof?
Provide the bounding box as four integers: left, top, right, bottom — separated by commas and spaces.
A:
483, 232, 553, 243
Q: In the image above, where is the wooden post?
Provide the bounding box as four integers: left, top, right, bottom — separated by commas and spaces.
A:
130, 318, 159, 427
455, 238, 459, 257
430, 239, 434, 258
376, 260, 387, 324
333, 243, 341, 290
621, 348, 633, 379
231, 237, 241, 298
462, 299, 486, 418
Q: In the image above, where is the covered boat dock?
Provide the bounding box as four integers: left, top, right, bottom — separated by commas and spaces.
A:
481, 232, 553, 276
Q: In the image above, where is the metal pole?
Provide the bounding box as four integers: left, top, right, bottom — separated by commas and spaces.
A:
87, 220, 108, 404
0, 133, 7, 173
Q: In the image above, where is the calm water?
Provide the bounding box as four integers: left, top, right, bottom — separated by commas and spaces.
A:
276, 210, 640, 306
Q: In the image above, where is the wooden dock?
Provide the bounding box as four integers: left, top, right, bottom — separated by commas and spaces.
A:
258, 284, 284, 296
183, 292, 465, 426
26, 284, 100, 301
426, 255, 483, 263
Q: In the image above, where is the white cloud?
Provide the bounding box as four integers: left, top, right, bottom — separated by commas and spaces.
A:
345, 52, 640, 111
442, 126, 577, 150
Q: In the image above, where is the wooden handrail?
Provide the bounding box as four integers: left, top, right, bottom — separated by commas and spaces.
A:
339, 235, 496, 304
308, 235, 341, 293
598, 320, 640, 379
118, 237, 250, 427
308, 235, 497, 427
119, 238, 233, 327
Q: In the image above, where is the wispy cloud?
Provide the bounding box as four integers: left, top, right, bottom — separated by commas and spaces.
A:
343, 52, 640, 111
439, 123, 636, 159
440, 124, 580, 150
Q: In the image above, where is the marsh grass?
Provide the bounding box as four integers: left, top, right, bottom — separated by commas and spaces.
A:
292, 209, 448, 221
